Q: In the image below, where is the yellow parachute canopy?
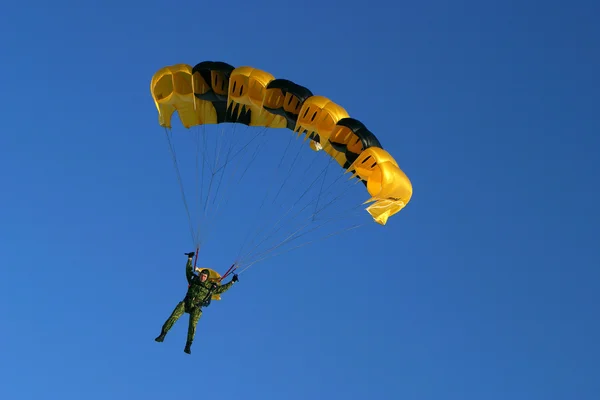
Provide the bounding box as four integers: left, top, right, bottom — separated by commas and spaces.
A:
151, 61, 413, 225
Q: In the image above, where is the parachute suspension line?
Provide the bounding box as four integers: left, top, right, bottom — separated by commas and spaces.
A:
242, 201, 366, 267
309, 172, 364, 221
190, 122, 227, 248
200, 123, 234, 227
235, 128, 269, 182
164, 127, 196, 245
193, 126, 206, 246
200, 132, 220, 217
235, 141, 321, 261
253, 132, 297, 210
243, 219, 317, 265
271, 135, 307, 206
182, 124, 210, 248
236, 153, 337, 264
207, 127, 268, 224
235, 132, 297, 262
200, 125, 270, 239
239, 188, 317, 263
312, 156, 334, 221
210, 125, 238, 207
201, 123, 241, 234
237, 160, 367, 268
212, 125, 226, 174
192, 122, 224, 248
199, 124, 208, 208
206, 123, 243, 214
194, 128, 200, 244
237, 219, 366, 274
238, 194, 365, 268
267, 158, 363, 228
211, 125, 270, 176
210, 127, 269, 219
238, 223, 365, 274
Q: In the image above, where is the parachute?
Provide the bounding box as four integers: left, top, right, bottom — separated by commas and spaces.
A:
150, 61, 413, 273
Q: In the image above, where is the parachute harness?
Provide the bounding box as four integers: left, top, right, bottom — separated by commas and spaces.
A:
185, 245, 237, 308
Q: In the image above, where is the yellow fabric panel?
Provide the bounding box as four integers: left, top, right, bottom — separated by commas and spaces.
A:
330, 123, 363, 155
150, 64, 201, 128
350, 147, 399, 180
322, 142, 347, 167
263, 86, 295, 128
294, 96, 349, 151
194, 267, 223, 300
210, 69, 229, 98
191, 69, 219, 125
264, 86, 304, 117
195, 100, 219, 125
348, 147, 412, 225
366, 158, 411, 201
365, 199, 407, 226
191, 67, 211, 96
228, 66, 285, 127
309, 137, 345, 166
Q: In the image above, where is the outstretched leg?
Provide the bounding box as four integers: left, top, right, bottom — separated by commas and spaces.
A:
184, 307, 202, 354
155, 301, 185, 342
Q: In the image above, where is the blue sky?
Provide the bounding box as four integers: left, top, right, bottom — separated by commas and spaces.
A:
1, 0, 599, 399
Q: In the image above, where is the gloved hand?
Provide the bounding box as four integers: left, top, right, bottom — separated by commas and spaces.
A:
232, 274, 239, 282
184, 252, 195, 258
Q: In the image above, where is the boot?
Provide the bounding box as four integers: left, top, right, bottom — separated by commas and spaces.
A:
184, 341, 192, 354
155, 332, 166, 342
184, 252, 195, 258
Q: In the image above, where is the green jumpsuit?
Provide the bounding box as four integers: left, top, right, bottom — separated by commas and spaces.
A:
155, 258, 235, 352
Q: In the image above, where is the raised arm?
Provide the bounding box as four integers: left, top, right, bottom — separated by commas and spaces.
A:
184, 253, 195, 284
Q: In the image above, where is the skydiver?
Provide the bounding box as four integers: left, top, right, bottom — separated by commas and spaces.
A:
154, 252, 239, 354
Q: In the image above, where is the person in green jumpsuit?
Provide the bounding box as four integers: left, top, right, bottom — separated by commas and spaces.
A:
154, 252, 238, 354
